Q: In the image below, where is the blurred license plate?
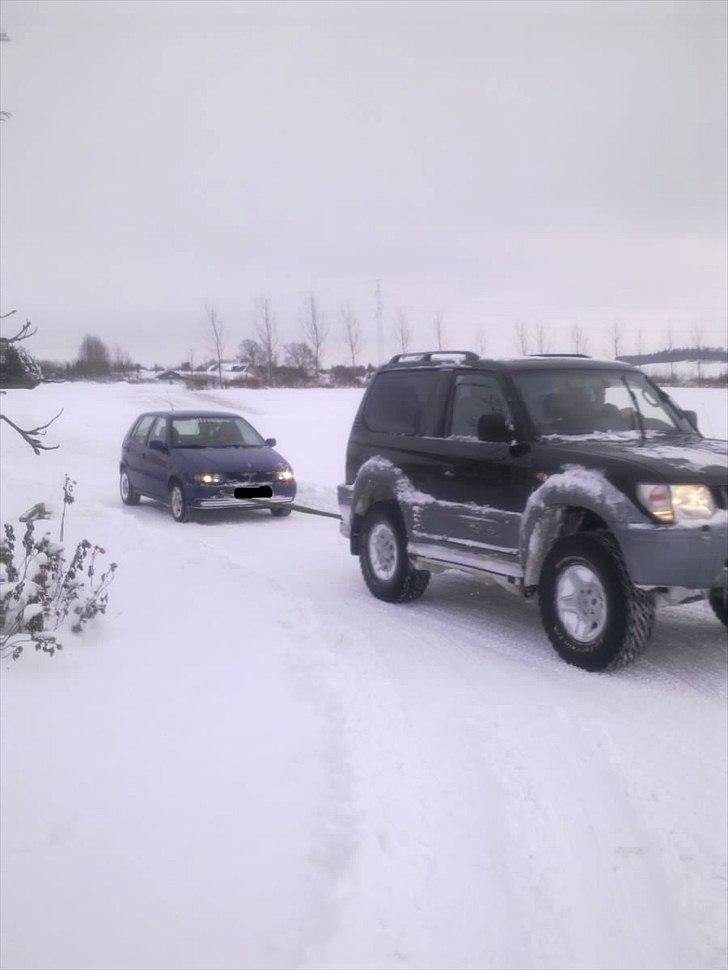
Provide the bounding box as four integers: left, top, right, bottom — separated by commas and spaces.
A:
234, 486, 273, 499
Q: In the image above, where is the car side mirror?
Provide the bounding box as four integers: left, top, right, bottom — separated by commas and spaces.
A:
148, 439, 168, 453
265, 437, 276, 447
683, 409, 699, 431
477, 413, 511, 443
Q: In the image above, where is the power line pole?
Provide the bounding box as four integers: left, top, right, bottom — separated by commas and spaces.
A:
375, 278, 383, 364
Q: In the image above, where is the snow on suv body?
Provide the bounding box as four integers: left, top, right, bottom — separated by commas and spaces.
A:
338, 351, 728, 670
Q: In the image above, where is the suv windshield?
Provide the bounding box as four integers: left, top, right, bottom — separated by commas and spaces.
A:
170, 416, 264, 448
513, 369, 690, 437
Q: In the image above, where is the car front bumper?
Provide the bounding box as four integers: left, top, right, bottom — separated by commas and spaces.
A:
614, 519, 728, 590
187, 481, 296, 511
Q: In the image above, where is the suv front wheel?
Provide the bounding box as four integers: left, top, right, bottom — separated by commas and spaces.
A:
359, 507, 430, 603
538, 532, 655, 671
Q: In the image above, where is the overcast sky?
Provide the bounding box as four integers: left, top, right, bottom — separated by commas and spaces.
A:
1, 0, 726, 366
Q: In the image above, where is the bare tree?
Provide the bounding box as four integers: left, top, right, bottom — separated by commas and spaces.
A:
475, 326, 487, 357
239, 338, 266, 368
254, 297, 277, 385
635, 327, 645, 357
692, 324, 704, 382
665, 325, 675, 382
515, 320, 530, 356
608, 321, 622, 359
284, 341, 315, 373
394, 309, 411, 354
77, 335, 111, 377
570, 322, 589, 355
341, 304, 360, 367
0, 314, 61, 453
301, 294, 328, 373
112, 345, 134, 374
534, 322, 550, 355
204, 304, 225, 389
433, 311, 445, 350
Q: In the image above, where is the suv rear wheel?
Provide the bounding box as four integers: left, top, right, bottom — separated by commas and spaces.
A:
359, 507, 429, 603
538, 532, 655, 671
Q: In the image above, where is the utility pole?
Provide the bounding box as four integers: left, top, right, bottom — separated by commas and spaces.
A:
375, 279, 383, 365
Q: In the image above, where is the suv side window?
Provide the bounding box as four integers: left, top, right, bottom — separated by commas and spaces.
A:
363, 371, 438, 435
449, 373, 511, 438
147, 416, 168, 447
131, 415, 155, 444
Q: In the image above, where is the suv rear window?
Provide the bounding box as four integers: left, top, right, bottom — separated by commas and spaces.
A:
363, 371, 438, 435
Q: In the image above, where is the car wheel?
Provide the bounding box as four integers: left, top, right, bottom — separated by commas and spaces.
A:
120, 468, 140, 506
359, 507, 429, 603
708, 588, 728, 627
538, 532, 655, 671
270, 506, 293, 518
169, 482, 192, 523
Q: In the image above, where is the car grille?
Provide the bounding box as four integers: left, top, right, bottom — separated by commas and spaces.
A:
225, 470, 277, 485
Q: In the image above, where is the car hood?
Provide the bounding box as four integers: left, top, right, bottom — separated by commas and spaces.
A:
535, 434, 728, 488
172, 446, 289, 475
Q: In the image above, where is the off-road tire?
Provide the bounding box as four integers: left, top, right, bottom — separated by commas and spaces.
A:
169, 481, 192, 523
359, 507, 430, 603
708, 588, 728, 628
270, 506, 293, 518
538, 531, 655, 671
120, 468, 140, 506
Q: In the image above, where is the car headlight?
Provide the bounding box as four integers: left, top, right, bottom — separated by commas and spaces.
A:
277, 467, 295, 482
637, 483, 716, 524
193, 472, 223, 485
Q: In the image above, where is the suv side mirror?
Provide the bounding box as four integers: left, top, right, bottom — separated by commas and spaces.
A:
683, 409, 699, 431
265, 437, 276, 447
148, 439, 168, 453
477, 413, 511, 443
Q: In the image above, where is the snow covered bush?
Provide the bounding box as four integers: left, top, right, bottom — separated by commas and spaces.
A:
0, 492, 117, 661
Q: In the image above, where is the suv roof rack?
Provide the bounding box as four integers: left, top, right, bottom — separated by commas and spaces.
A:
387, 350, 480, 365
528, 353, 591, 358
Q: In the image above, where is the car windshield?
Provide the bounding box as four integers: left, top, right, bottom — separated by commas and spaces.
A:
170, 416, 265, 448
513, 369, 690, 437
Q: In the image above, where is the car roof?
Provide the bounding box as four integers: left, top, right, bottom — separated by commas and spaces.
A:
139, 410, 242, 419
379, 354, 638, 374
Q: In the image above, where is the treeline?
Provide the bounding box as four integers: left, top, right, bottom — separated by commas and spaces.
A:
617, 346, 728, 365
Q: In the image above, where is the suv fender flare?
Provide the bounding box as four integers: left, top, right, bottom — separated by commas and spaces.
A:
349, 457, 418, 553
520, 466, 645, 587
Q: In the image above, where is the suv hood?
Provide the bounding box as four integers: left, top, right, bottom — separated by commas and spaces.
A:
536, 434, 728, 488
172, 446, 288, 475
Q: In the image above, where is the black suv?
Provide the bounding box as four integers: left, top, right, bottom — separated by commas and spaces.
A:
338, 352, 728, 671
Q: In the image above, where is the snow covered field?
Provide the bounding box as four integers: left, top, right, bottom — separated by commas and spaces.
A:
1, 382, 727, 970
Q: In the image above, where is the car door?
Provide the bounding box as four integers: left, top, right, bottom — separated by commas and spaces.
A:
423, 370, 536, 559
124, 414, 155, 494
142, 416, 171, 499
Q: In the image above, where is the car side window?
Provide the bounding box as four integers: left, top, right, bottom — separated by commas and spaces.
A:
147, 417, 168, 447
449, 373, 511, 438
131, 415, 155, 444
363, 371, 438, 435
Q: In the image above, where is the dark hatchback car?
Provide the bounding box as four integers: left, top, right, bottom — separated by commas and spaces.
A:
120, 410, 296, 522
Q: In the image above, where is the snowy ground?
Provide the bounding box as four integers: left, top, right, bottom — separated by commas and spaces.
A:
1, 382, 727, 970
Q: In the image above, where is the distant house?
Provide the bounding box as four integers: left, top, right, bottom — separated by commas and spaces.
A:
0, 338, 43, 389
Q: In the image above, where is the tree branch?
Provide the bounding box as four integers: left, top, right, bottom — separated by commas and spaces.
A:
0, 410, 63, 454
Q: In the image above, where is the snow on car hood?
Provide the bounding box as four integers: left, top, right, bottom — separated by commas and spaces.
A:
172, 446, 287, 475
537, 434, 728, 485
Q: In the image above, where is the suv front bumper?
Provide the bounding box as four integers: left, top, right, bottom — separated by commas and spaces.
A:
614, 519, 728, 590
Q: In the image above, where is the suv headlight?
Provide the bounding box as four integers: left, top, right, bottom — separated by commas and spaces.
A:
277, 467, 295, 481
193, 472, 223, 485
637, 483, 716, 524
